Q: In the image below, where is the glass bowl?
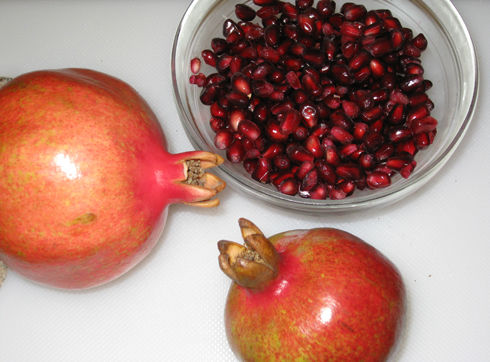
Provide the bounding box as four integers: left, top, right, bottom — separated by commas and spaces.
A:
172, 0, 478, 213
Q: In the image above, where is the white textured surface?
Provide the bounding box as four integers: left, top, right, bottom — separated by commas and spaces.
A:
0, 1, 489, 361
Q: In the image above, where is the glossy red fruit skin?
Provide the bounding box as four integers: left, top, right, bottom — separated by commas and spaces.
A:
225, 228, 405, 361
0, 69, 223, 289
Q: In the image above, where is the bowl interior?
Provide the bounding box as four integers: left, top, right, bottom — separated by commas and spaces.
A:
172, 0, 478, 212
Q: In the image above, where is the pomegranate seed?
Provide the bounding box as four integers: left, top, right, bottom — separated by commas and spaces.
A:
412, 33, 428, 50
238, 120, 261, 141
226, 91, 249, 108
209, 117, 225, 132
301, 168, 319, 192
396, 139, 417, 156
364, 21, 384, 36
210, 102, 226, 118
390, 89, 409, 105
369, 59, 386, 78
361, 105, 383, 123
308, 183, 327, 200
400, 160, 417, 178
205, 73, 226, 87
200, 84, 218, 105
353, 122, 369, 140
271, 101, 294, 115
305, 135, 323, 158
201, 50, 216, 67
240, 46, 258, 60
359, 153, 375, 169
411, 116, 438, 134
336, 164, 362, 180
363, 131, 383, 152
229, 109, 248, 131
287, 144, 315, 164
389, 103, 405, 124
325, 145, 340, 166
300, 103, 318, 128
366, 171, 391, 189
235, 4, 256, 21
294, 125, 309, 141
252, 157, 272, 183
297, 13, 316, 35
273, 154, 291, 170
258, 46, 281, 63
367, 37, 393, 57
407, 105, 429, 123
340, 21, 364, 38
404, 43, 422, 57
264, 24, 280, 47
340, 143, 358, 159
303, 49, 326, 68
227, 140, 245, 163
325, 94, 341, 109
296, 160, 315, 180
231, 72, 251, 96
331, 63, 354, 85
342, 3, 367, 21
214, 129, 233, 150
256, 4, 281, 19
388, 127, 412, 143
400, 75, 424, 93
406, 63, 424, 76
223, 19, 243, 42
211, 38, 227, 54
330, 126, 354, 145
266, 121, 289, 142
386, 156, 410, 170
279, 109, 302, 135
278, 177, 299, 196
375, 143, 395, 162
243, 159, 257, 174
329, 186, 347, 200
190, 57, 201, 74
342, 100, 360, 118
262, 143, 283, 159
349, 50, 371, 71
317, 0, 335, 17
216, 54, 232, 73
316, 160, 337, 185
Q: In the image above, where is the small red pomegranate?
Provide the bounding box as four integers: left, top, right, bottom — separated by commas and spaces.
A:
218, 219, 406, 361
0, 68, 225, 289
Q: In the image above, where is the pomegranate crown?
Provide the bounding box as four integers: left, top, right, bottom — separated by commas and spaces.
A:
218, 218, 279, 289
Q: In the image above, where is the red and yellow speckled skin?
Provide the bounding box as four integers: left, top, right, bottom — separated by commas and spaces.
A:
225, 228, 406, 362
0, 69, 205, 289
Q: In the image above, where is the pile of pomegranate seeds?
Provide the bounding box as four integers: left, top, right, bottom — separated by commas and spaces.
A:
190, 0, 437, 200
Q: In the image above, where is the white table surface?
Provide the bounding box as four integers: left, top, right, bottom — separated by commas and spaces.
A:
0, 1, 488, 361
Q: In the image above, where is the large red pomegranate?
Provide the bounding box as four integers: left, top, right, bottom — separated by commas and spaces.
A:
0, 68, 225, 289
218, 219, 406, 361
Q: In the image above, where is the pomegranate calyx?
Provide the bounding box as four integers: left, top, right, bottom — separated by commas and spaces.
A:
218, 218, 279, 289
0, 260, 7, 288
179, 152, 226, 208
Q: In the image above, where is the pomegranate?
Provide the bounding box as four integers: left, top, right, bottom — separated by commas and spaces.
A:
218, 219, 405, 361
191, 0, 438, 200
0, 68, 225, 289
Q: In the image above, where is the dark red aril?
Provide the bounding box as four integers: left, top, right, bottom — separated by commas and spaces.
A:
235, 4, 256, 21
366, 171, 391, 189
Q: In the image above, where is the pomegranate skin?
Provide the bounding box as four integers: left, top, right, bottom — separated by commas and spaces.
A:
224, 228, 405, 361
0, 69, 224, 289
